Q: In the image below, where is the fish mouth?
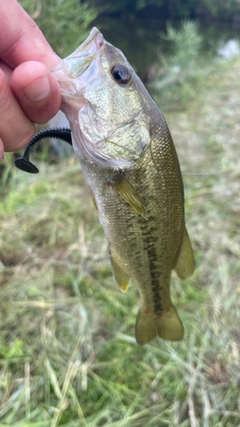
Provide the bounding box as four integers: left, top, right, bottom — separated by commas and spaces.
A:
52, 27, 104, 80
78, 27, 104, 54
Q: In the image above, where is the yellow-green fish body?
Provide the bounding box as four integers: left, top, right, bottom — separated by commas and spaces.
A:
53, 28, 194, 344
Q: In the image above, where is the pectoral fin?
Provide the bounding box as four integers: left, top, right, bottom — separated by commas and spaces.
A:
109, 172, 148, 220
89, 190, 98, 211
175, 228, 195, 280
110, 254, 131, 292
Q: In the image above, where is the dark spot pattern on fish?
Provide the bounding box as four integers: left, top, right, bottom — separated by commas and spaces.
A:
140, 218, 163, 314
147, 245, 162, 313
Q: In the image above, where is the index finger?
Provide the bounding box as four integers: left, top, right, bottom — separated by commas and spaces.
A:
0, 0, 59, 69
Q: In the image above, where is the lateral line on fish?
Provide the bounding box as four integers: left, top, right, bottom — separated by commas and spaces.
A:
141, 220, 163, 314
147, 246, 163, 313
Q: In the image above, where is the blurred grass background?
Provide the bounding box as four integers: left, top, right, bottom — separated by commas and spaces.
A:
0, 1, 240, 426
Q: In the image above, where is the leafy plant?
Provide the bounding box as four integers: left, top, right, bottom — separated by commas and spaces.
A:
19, 0, 98, 56
151, 21, 208, 109
162, 21, 203, 69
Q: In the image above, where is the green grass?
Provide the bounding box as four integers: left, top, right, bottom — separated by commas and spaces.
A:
1, 57, 240, 426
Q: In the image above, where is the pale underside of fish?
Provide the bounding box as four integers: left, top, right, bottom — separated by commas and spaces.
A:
52, 27, 195, 345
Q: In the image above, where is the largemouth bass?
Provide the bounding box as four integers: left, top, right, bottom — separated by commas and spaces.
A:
53, 28, 195, 344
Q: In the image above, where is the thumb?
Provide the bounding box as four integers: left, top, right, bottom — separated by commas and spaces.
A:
11, 61, 62, 124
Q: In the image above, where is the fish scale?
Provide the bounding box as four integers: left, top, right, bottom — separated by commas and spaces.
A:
52, 27, 195, 344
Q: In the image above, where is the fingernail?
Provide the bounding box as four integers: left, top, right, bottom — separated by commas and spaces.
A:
23, 76, 51, 101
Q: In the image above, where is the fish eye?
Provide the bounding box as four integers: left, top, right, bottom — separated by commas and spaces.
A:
111, 64, 131, 84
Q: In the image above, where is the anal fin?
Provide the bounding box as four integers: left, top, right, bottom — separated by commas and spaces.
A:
175, 228, 195, 280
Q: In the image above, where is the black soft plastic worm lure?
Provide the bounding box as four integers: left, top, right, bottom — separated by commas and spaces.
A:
14, 128, 72, 173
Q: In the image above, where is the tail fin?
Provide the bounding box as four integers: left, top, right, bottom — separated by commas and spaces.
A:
135, 305, 184, 345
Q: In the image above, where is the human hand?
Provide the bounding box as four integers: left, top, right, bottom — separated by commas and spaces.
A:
0, 0, 62, 159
